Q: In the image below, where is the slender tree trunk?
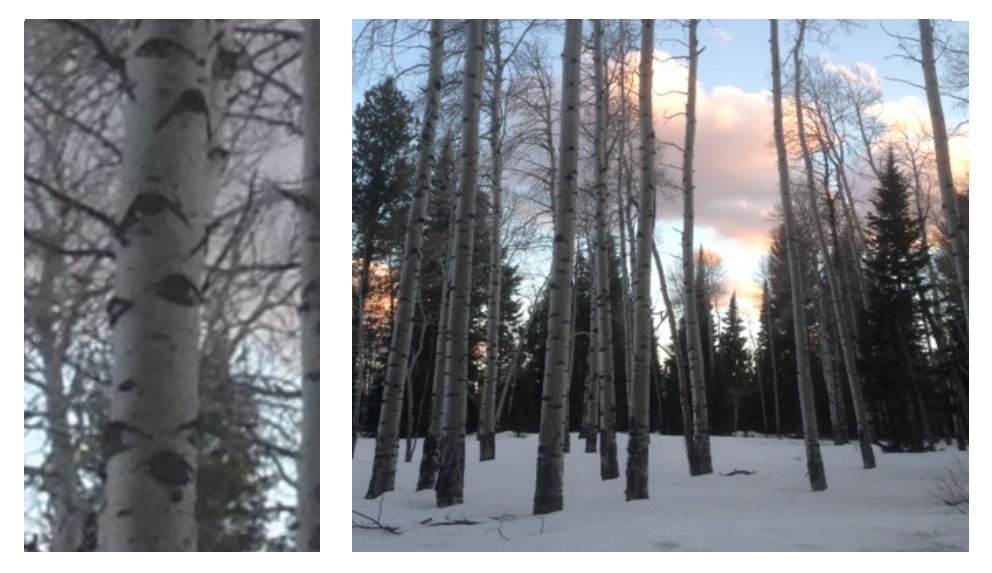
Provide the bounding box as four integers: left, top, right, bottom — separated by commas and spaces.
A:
815, 281, 844, 445
366, 18, 444, 500
100, 20, 215, 551
480, 20, 504, 462
296, 20, 321, 552
651, 240, 698, 473
681, 20, 712, 476
625, 18, 657, 501
591, 23, 619, 479
770, 19, 826, 491
417, 256, 451, 490
792, 26, 874, 469
436, 19, 485, 508
533, 19, 582, 515
919, 19, 968, 327
495, 276, 550, 430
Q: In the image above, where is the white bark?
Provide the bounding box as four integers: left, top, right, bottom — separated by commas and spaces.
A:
770, 19, 826, 491
680, 20, 712, 476
625, 18, 656, 501
591, 20, 618, 478
297, 19, 320, 552
919, 19, 968, 326
100, 20, 215, 551
367, 18, 444, 499
792, 28, 875, 469
436, 19, 485, 508
533, 19, 581, 515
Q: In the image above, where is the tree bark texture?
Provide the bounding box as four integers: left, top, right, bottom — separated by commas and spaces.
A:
918, 19, 968, 327
366, 18, 444, 500
533, 19, 581, 515
297, 19, 321, 552
625, 18, 657, 501
681, 20, 713, 476
770, 19, 827, 491
593, 23, 618, 481
436, 19, 485, 508
100, 20, 215, 551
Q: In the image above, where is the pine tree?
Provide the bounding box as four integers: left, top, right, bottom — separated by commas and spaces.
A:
719, 293, 751, 435
860, 152, 929, 452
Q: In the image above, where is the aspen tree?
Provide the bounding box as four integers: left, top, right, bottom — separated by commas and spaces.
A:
680, 19, 712, 476
533, 19, 582, 515
770, 19, 826, 491
436, 19, 485, 508
591, 21, 616, 475
791, 20, 874, 469
918, 19, 968, 327
297, 19, 321, 552
625, 18, 656, 500
367, 18, 445, 500
99, 20, 216, 551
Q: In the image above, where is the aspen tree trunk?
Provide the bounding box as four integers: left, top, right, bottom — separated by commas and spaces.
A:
592, 20, 622, 464
590, 45, 619, 471
624, 18, 657, 501
533, 19, 582, 515
480, 20, 503, 462
770, 19, 826, 491
919, 19, 968, 327
436, 19, 485, 508
651, 240, 698, 474
366, 18, 444, 500
791, 24, 874, 469
495, 276, 550, 429
100, 20, 215, 551
296, 19, 321, 552
681, 20, 712, 476
353, 237, 372, 455
615, 20, 635, 422
815, 282, 845, 445
584, 300, 599, 453
417, 259, 451, 490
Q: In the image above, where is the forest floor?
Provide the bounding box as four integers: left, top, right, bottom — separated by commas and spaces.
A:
351, 432, 968, 552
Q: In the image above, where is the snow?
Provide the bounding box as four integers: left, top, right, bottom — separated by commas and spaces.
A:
352, 432, 967, 551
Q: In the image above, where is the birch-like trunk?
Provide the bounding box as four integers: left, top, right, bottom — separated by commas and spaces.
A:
764, 281, 782, 439
680, 20, 712, 476
296, 20, 321, 552
791, 25, 874, 469
353, 237, 372, 454
533, 19, 581, 515
594, 23, 618, 477
625, 18, 656, 501
651, 240, 697, 474
417, 257, 451, 490
480, 20, 504, 462
366, 18, 444, 500
100, 20, 215, 551
918, 19, 968, 327
436, 19, 485, 508
770, 19, 826, 491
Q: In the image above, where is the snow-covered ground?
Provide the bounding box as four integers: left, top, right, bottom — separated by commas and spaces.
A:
352, 432, 967, 551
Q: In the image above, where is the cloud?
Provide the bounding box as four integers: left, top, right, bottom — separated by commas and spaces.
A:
707, 27, 732, 45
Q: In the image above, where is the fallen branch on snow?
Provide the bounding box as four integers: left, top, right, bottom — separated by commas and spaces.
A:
720, 469, 756, 476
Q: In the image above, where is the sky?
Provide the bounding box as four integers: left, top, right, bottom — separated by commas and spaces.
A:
350, 18, 970, 338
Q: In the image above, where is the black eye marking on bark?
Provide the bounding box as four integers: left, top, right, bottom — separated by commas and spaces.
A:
305, 371, 319, 385
117, 192, 190, 243
154, 88, 212, 139
116, 509, 132, 518
146, 450, 193, 487
170, 489, 184, 503
104, 420, 148, 458
107, 297, 133, 327
118, 379, 136, 392
155, 274, 203, 306
308, 526, 319, 551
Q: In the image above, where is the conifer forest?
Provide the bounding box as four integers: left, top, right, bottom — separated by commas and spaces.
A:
351, 19, 968, 552
24, 20, 319, 551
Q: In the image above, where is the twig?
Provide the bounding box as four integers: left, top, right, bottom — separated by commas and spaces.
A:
352, 510, 402, 535
720, 469, 756, 476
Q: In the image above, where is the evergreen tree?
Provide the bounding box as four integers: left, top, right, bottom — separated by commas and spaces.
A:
860, 152, 930, 452
718, 292, 751, 435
